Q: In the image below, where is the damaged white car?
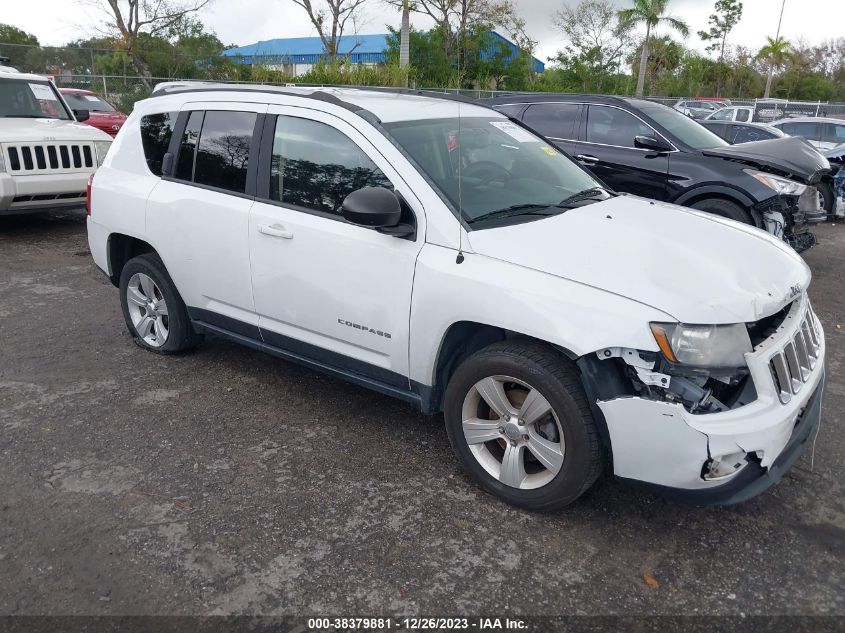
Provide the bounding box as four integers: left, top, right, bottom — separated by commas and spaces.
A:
87, 85, 825, 511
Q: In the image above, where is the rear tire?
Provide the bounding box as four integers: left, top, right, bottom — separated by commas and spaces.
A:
119, 253, 201, 355
444, 341, 603, 512
690, 198, 753, 224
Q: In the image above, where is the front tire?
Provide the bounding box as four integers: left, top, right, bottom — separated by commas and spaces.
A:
119, 253, 200, 354
690, 198, 752, 224
444, 342, 603, 511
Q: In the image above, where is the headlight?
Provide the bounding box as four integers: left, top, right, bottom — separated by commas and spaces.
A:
650, 323, 752, 367
94, 140, 112, 166
745, 169, 806, 196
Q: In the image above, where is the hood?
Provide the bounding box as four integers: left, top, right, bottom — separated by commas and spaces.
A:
467, 195, 810, 325
0, 117, 113, 143
824, 145, 845, 160
701, 136, 830, 183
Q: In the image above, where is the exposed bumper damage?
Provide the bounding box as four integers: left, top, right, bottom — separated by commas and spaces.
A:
756, 193, 820, 254
580, 298, 826, 504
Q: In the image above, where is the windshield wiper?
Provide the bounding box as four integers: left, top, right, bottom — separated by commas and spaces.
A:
558, 187, 611, 208
467, 204, 564, 225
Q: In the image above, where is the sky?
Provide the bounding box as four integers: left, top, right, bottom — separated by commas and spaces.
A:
4, 0, 845, 64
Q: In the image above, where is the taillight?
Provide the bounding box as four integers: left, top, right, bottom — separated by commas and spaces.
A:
86, 171, 95, 216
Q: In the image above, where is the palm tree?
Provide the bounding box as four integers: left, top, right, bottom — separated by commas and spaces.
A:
758, 36, 791, 99
619, 0, 690, 97
399, 0, 411, 69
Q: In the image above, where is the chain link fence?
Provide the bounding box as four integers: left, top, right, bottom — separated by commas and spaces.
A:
39, 73, 845, 121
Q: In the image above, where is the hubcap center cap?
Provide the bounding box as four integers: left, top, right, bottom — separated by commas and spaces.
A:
503, 422, 523, 441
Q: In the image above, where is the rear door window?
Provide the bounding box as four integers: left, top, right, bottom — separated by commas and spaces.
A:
585, 106, 654, 148
192, 111, 257, 194
522, 103, 580, 140
821, 123, 845, 144
140, 112, 177, 176
735, 109, 750, 122
781, 121, 820, 141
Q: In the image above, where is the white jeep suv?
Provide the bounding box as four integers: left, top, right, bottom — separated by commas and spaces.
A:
87, 84, 825, 511
0, 69, 112, 215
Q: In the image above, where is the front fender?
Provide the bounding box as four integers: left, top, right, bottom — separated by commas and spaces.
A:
408, 244, 673, 387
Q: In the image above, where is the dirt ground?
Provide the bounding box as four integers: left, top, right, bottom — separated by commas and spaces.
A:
0, 210, 843, 616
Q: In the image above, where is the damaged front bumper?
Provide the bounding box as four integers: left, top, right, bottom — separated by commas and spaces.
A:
590, 298, 826, 505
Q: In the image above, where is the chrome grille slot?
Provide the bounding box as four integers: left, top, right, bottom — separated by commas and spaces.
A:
4, 142, 95, 174
768, 302, 821, 404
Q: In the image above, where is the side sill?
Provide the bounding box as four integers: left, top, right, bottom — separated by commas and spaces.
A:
190, 318, 425, 411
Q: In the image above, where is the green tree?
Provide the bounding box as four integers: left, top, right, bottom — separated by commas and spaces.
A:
552, 0, 634, 92
758, 35, 791, 99
618, 0, 689, 97
0, 24, 39, 69
698, 0, 743, 62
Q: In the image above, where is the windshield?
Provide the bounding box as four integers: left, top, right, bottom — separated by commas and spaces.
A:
0, 78, 71, 120
62, 91, 115, 112
383, 116, 603, 226
639, 102, 728, 150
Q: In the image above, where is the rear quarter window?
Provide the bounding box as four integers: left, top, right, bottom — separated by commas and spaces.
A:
140, 112, 177, 176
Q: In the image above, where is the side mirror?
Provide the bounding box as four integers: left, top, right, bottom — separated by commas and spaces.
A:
635, 135, 672, 152
73, 109, 90, 122
342, 187, 401, 228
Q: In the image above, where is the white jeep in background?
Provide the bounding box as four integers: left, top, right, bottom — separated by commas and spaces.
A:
0, 67, 112, 215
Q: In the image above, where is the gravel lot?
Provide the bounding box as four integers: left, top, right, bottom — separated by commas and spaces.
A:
0, 210, 843, 617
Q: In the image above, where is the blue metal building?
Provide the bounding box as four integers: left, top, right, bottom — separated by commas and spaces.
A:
222, 31, 545, 75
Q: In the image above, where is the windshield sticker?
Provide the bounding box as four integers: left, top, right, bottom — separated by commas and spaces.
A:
29, 83, 58, 101
540, 146, 558, 157
84, 95, 100, 102
490, 121, 539, 143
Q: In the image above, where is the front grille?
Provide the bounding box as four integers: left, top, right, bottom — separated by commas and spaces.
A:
769, 303, 821, 404
4, 142, 94, 174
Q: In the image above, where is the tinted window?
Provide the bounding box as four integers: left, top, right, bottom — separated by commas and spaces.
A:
493, 104, 525, 118
62, 92, 115, 112
175, 111, 203, 181
733, 126, 777, 144
522, 103, 579, 140
140, 112, 177, 176
585, 106, 654, 147
735, 109, 750, 122
702, 123, 731, 141
637, 102, 728, 149
193, 111, 256, 193
270, 116, 392, 215
821, 123, 845, 144
781, 121, 820, 140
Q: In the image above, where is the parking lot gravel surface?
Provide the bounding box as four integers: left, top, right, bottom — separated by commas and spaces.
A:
0, 210, 843, 616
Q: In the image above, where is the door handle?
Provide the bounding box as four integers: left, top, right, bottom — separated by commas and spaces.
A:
258, 223, 293, 239
576, 154, 599, 166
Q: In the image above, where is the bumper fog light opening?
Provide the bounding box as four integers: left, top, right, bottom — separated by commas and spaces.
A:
703, 451, 749, 481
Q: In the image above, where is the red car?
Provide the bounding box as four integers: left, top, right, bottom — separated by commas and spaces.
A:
59, 88, 128, 137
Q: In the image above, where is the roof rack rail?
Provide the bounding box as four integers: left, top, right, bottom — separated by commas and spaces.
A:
149, 80, 373, 114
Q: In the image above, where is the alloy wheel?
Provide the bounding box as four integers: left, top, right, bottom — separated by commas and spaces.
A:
461, 375, 565, 490
126, 273, 169, 348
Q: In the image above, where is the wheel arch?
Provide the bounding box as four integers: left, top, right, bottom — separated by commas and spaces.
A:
417, 320, 579, 415
106, 233, 158, 287
673, 186, 762, 228
421, 321, 615, 469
